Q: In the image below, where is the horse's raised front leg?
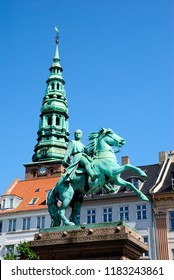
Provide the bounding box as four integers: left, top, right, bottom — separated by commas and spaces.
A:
58, 184, 75, 226
114, 176, 149, 201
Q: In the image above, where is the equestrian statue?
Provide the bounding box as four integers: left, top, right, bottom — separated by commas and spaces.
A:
47, 128, 148, 227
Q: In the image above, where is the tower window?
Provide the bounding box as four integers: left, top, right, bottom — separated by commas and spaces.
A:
32, 170, 37, 177
57, 83, 59, 90
48, 116, 52, 125
51, 83, 54, 90
56, 116, 60, 126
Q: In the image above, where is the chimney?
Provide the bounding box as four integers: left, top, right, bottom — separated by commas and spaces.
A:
122, 156, 130, 165
168, 150, 174, 157
159, 151, 167, 164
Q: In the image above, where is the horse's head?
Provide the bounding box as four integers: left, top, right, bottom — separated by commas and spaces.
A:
88, 128, 125, 156
99, 128, 125, 150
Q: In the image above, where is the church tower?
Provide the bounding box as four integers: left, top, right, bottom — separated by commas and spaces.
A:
25, 28, 69, 179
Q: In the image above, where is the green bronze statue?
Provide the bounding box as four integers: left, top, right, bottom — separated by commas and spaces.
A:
47, 128, 148, 227
62, 129, 98, 182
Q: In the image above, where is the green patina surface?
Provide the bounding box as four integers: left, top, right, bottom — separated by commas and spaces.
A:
32, 28, 69, 162
47, 128, 148, 227
40, 221, 139, 234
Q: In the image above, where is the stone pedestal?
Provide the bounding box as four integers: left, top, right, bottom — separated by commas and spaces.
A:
29, 222, 147, 260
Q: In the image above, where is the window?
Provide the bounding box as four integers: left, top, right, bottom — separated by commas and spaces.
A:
6, 245, 14, 254
103, 207, 112, 222
51, 83, 54, 90
0, 221, 3, 233
56, 116, 60, 126
8, 219, 16, 232
137, 204, 147, 220
169, 211, 174, 231
22, 218, 31, 230
87, 209, 96, 224
2, 199, 6, 209
143, 236, 149, 257
32, 170, 37, 177
126, 177, 142, 190
57, 83, 59, 90
28, 198, 38, 205
119, 206, 129, 221
172, 249, 174, 260
10, 198, 14, 209
37, 216, 45, 229
48, 116, 52, 125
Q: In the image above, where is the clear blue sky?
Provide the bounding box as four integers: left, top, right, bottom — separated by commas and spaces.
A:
0, 0, 173, 195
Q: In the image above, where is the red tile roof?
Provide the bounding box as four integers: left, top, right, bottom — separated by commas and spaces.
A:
0, 176, 60, 214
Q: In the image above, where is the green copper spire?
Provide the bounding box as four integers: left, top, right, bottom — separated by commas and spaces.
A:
32, 27, 69, 162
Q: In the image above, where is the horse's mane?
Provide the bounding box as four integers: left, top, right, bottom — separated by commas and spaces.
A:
87, 128, 112, 156
87, 131, 99, 156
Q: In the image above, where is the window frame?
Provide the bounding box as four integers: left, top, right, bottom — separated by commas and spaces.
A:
136, 204, 147, 220
169, 211, 174, 231
22, 217, 31, 231
86, 209, 96, 224
119, 206, 129, 221
0, 220, 3, 233
8, 219, 17, 232
103, 207, 112, 222
37, 216, 45, 229
143, 236, 149, 257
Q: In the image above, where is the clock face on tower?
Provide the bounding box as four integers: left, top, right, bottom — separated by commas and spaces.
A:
39, 166, 47, 175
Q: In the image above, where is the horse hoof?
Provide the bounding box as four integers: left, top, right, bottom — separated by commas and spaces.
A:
66, 222, 75, 226
141, 195, 149, 201
140, 171, 147, 178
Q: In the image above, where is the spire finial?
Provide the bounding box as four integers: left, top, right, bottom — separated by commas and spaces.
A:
55, 26, 59, 44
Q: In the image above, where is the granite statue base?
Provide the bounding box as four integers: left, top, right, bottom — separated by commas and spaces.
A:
29, 221, 148, 260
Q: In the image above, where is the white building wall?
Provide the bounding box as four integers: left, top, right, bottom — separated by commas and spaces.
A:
0, 209, 51, 259
0, 199, 155, 259
75, 199, 154, 259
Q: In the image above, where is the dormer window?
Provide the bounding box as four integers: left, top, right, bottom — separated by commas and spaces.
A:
28, 198, 38, 205
126, 177, 143, 190
2, 199, 6, 209
10, 198, 14, 209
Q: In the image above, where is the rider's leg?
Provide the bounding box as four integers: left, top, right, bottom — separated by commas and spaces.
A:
79, 156, 98, 181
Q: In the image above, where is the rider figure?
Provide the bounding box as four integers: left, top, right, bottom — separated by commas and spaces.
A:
62, 129, 98, 182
